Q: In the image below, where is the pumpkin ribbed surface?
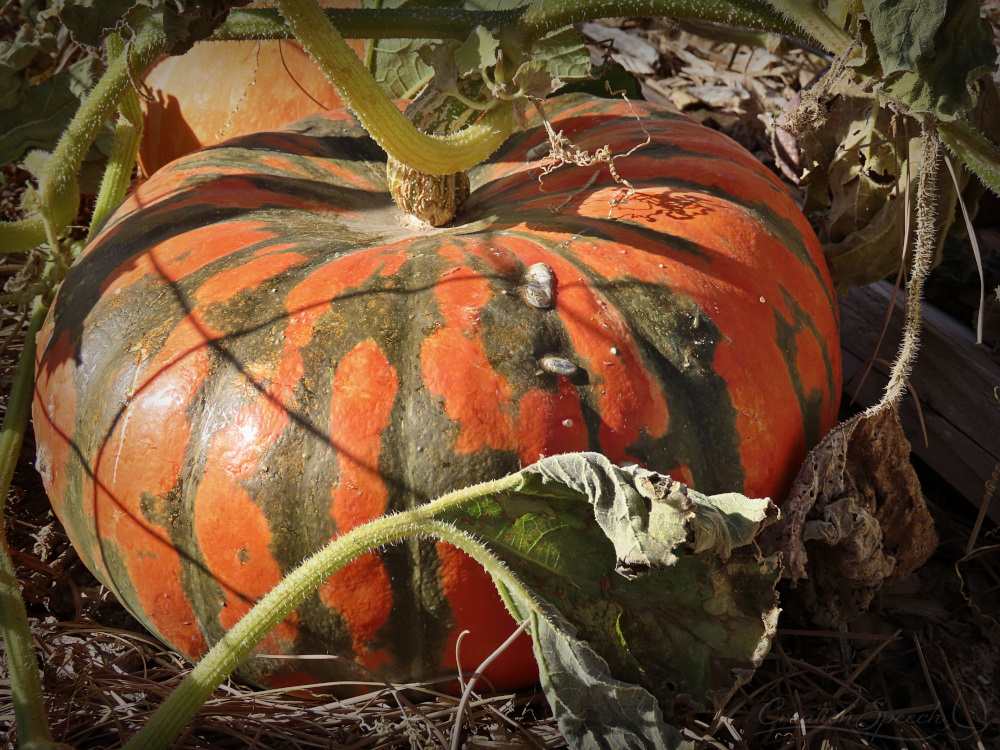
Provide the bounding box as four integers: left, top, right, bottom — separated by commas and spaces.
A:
139, 1, 364, 175
32, 94, 841, 690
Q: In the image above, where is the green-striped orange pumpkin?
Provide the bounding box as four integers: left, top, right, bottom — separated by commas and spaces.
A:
32, 93, 841, 690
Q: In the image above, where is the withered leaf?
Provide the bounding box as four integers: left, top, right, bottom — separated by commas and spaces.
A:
759, 409, 937, 626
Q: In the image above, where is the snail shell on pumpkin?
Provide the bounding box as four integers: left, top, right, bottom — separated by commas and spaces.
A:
522, 263, 555, 309
540, 355, 578, 376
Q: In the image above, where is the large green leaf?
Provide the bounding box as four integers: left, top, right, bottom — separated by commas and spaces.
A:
862, 0, 946, 75
873, 0, 996, 120
366, 0, 601, 101
439, 453, 779, 747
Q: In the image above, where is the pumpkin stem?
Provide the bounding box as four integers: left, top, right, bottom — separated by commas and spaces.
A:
386, 84, 487, 225
274, 0, 513, 175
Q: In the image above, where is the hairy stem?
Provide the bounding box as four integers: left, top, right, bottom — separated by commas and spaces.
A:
273, 0, 513, 175
938, 118, 1000, 197
122, 472, 525, 750
88, 34, 144, 242
868, 117, 940, 414
215, 6, 524, 41
0, 21, 166, 255
0, 300, 66, 750
761, 0, 852, 56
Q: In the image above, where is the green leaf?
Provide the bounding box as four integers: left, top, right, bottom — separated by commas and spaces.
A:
61, 0, 251, 53
509, 27, 592, 100
454, 25, 498, 78
874, 0, 996, 120
59, 0, 151, 49
370, 37, 434, 99
0, 57, 109, 169
0, 27, 58, 111
440, 453, 779, 744
531, 27, 591, 83
862, 0, 946, 75
508, 593, 690, 750
559, 57, 643, 101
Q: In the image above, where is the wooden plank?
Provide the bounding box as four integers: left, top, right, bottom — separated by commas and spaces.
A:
838, 281, 1000, 527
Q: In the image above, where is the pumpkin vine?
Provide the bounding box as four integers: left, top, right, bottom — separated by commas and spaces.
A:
120, 474, 530, 750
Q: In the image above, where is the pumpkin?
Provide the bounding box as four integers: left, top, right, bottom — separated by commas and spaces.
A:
139, 1, 363, 176
32, 93, 841, 691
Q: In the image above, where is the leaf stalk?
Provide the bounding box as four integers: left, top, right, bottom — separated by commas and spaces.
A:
122, 472, 525, 750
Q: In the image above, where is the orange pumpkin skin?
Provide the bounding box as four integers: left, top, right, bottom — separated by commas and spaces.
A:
139, 3, 363, 175
34, 94, 841, 692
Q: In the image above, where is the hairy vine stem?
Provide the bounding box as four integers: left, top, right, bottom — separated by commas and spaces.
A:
273, 0, 513, 175
868, 117, 941, 414
87, 35, 144, 242
122, 472, 529, 750
515, 0, 802, 44
215, 6, 525, 42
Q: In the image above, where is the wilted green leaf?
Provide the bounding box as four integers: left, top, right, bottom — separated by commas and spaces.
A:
506, 593, 690, 750
874, 0, 996, 120
440, 452, 779, 743
512, 60, 558, 99
862, 0, 946, 75
162, 0, 254, 55
793, 86, 958, 291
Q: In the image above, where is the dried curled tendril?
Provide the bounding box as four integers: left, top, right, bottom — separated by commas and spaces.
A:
533, 94, 650, 215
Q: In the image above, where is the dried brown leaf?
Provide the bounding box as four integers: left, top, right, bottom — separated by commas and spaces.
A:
759, 409, 938, 626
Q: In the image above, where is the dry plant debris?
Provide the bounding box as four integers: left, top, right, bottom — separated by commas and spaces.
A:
759, 409, 938, 627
